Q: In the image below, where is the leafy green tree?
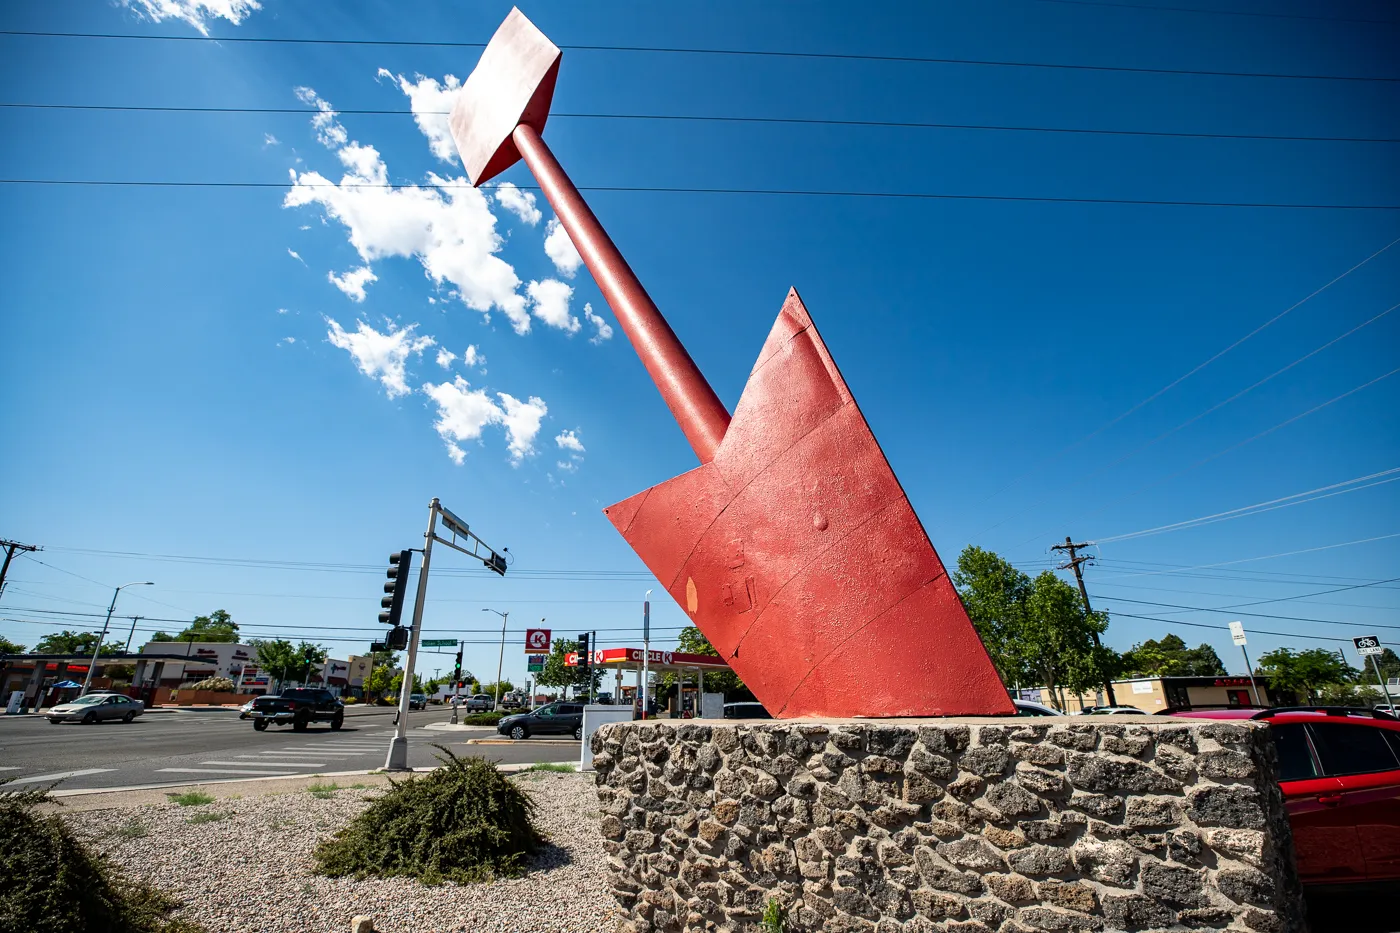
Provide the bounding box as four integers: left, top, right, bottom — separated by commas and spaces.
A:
0, 635, 25, 654
1362, 647, 1400, 685
535, 638, 600, 698
251, 639, 326, 690
1256, 648, 1356, 703
952, 546, 1116, 709
34, 630, 122, 657
664, 626, 745, 697
1119, 634, 1226, 677
479, 680, 515, 697
151, 609, 240, 643
390, 671, 425, 694
364, 664, 396, 702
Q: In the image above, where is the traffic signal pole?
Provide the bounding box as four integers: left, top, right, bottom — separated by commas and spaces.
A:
386, 498, 438, 771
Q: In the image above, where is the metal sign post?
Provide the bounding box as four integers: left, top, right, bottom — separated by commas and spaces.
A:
1229, 622, 1262, 706
1355, 636, 1393, 708
641, 591, 651, 720
386, 500, 437, 772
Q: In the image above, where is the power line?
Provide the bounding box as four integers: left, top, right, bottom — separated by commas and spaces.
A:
1108, 610, 1352, 643
1096, 590, 1400, 629
1091, 536, 1400, 582
2, 178, 1396, 211
5, 103, 1398, 145
1086, 579, 1400, 611
1094, 467, 1400, 544
4, 29, 1397, 83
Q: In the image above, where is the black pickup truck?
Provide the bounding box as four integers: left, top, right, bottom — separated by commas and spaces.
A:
249, 688, 345, 731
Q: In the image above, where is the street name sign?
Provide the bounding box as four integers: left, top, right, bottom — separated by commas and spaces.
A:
1355, 635, 1384, 657
1229, 621, 1247, 647
421, 639, 457, 648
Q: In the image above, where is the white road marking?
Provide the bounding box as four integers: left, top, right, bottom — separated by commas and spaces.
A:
0, 767, 19, 772
268, 750, 361, 757
204, 760, 326, 768
9, 768, 115, 784
156, 768, 296, 776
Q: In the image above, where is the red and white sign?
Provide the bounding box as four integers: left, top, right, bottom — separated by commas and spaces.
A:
524, 628, 552, 653
564, 647, 730, 669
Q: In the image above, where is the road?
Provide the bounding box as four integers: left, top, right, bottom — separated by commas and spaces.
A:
0, 705, 578, 792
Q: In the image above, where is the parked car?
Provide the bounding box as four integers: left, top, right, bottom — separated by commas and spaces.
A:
48, 693, 145, 724
463, 693, 496, 712
1012, 699, 1060, 716
722, 701, 772, 720
1079, 706, 1148, 716
499, 694, 525, 710
249, 688, 344, 731
496, 702, 585, 740
408, 693, 427, 711
1166, 705, 1400, 886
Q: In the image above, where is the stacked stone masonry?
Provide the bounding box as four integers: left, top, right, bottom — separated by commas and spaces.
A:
589, 719, 1305, 933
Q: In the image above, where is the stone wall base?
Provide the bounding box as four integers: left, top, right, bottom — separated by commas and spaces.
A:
590, 718, 1305, 933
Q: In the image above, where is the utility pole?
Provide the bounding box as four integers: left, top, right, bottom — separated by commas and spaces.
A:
1051, 537, 1118, 708
0, 540, 40, 601
82, 581, 153, 695
387, 500, 438, 772
122, 616, 146, 654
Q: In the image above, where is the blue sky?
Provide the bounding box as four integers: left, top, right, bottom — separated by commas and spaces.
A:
1, 0, 1397, 687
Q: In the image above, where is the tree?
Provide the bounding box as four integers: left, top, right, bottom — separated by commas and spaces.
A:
390, 671, 425, 695
1119, 634, 1226, 677
0, 636, 25, 654
1256, 648, 1356, 703
951, 546, 1116, 709
1363, 647, 1400, 685
363, 664, 395, 702
535, 638, 600, 698
668, 626, 745, 697
250, 639, 326, 691
151, 609, 239, 643
479, 680, 515, 697
34, 630, 122, 657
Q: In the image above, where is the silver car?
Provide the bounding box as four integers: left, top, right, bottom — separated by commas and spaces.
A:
48, 693, 145, 724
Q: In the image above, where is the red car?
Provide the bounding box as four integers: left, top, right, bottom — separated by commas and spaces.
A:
1165, 706, 1400, 886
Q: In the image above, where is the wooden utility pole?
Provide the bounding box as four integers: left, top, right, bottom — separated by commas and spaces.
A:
0, 540, 41, 601
1051, 536, 1118, 708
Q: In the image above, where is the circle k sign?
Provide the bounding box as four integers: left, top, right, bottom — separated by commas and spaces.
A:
525, 628, 552, 652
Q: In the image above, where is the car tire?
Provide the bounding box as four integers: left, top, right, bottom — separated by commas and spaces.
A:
573, 725, 583, 741
253, 719, 269, 731
331, 713, 344, 731
293, 714, 308, 732
82, 711, 97, 725
122, 712, 135, 723
48, 718, 63, 725
510, 725, 528, 740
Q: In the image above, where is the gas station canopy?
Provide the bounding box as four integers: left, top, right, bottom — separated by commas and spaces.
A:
565, 647, 731, 672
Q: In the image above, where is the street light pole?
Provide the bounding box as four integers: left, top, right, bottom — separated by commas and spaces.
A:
82, 582, 152, 696
641, 590, 651, 720
386, 499, 438, 772
483, 608, 510, 710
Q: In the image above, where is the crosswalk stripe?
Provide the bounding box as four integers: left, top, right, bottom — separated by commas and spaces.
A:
268, 750, 361, 757
9, 768, 115, 784
156, 768, 296, 776
205, 760, 326, 768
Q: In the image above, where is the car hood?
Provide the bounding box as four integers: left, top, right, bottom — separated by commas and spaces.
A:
498, 713, 528, 725
50, 705, 85, 713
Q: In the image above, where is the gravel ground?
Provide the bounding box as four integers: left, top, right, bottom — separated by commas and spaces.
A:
65, 772, 619, 933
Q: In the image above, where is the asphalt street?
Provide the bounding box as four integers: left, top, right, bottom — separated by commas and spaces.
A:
0, 705, 578, 792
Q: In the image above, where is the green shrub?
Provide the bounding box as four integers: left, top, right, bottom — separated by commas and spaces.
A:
459, 711, 506, 725
188, 676, 235, 692
0, 783, 205, 933
306, 782, 341, 799
166, 792, 214, 807
186, 812, 227, 825
313, 746, 540, 885
523, 763, 574, 773
760, 897, 787, 933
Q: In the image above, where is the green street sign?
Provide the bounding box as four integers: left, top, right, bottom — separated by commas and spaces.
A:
421, 639, 457, 648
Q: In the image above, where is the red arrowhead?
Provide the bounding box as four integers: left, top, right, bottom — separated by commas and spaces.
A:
606, 290, 1014, 718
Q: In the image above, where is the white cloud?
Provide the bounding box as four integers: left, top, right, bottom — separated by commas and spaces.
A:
495, 182, 542, 226
526, 279, 579, 334
293, 86, 348, 149
555, 430, 585, 453
378, 70, 462, 164
287, 248, 305, 265
284, 88, 530, 334
328, 265, 377, 302
279, 336, 296, 345
276, 307, 291, 315
421, 378, 548, 464
556, 460, 579, 473
121, 0, 259, 35
498, 393, 548, 463
263, 133, 280, 147
463, 344, 485, 369
584, 303, 614, 344
435, 348, 457, 368
543, 218, 582, 277
325, 318, 433, 398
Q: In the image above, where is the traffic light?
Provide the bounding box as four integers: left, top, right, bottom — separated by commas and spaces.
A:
453, 649, 463, 682
483, 552, 507, 576
578, 632, 590, 668
386, 626, 409, 651
379, 550, 413, 627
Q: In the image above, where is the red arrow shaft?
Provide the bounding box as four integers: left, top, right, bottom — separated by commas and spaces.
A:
512, 123, 731, 463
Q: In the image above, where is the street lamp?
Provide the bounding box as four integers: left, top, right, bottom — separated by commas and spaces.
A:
482, 608, 510, 710
81, 581, 153, 695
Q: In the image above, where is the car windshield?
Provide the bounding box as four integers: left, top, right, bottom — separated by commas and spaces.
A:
68, 695, 106, 706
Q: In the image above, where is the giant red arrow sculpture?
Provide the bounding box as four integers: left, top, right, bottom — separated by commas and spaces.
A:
449, 9, 1014, 718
